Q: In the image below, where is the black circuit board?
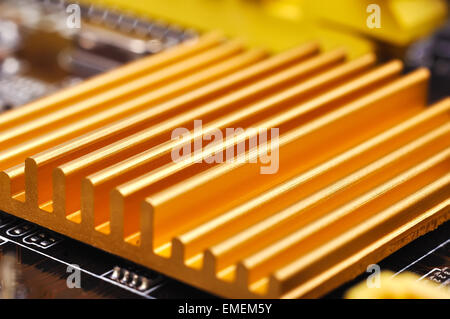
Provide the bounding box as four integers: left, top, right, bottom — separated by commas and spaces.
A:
0, 209, 448, 299
0, 210, 214, 299
326, 221, 450, 298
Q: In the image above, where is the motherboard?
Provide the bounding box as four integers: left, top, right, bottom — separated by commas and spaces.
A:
0, 0, 449, 299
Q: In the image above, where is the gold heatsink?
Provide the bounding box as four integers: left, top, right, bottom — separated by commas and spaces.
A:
0, 32, 449, 298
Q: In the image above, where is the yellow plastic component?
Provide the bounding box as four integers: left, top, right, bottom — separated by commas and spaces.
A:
304, 0, 448, 46
82, 0, 373, 58
346, 271, 450, 299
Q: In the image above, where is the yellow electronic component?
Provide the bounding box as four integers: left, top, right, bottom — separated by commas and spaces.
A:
0, 35, 449, 298
304, 0, 448, 46
82, 0, 374, 58
346, 271, 450, 299
83, 0, 449, 55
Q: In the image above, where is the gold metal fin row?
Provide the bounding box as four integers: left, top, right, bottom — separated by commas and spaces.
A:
0, 35, 448, 298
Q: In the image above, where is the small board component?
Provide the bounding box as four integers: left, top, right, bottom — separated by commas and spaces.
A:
0, 0, 195, 109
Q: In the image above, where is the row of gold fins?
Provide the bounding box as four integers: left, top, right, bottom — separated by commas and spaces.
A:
0, 32, 449, 298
